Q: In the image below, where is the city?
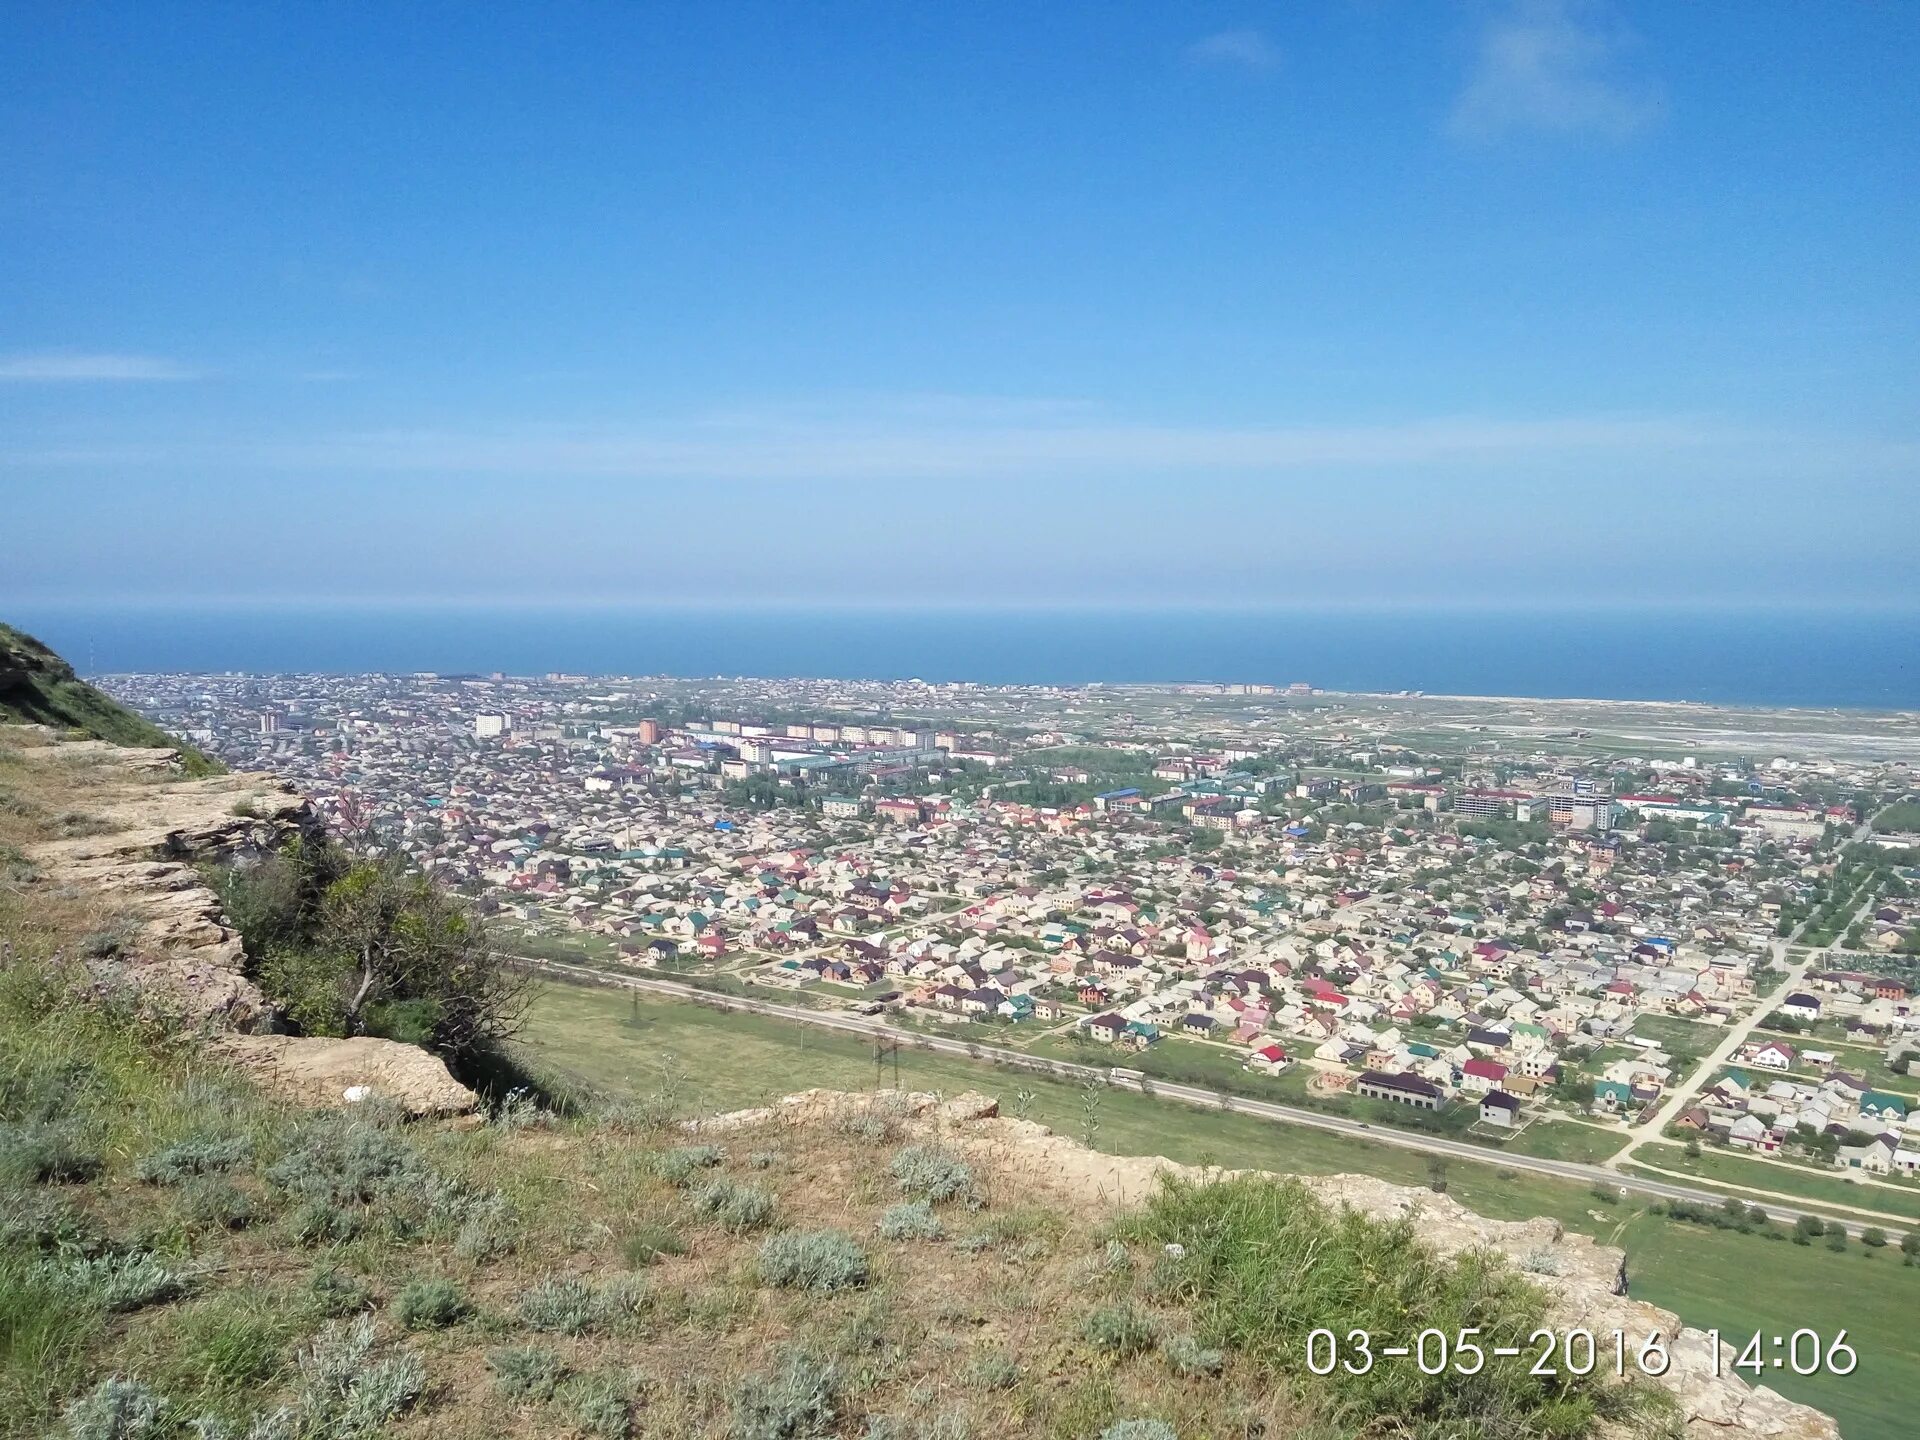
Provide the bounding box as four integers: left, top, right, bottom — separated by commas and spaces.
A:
104, 668, 1920, 1209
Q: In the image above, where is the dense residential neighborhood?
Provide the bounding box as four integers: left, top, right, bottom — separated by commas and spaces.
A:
110, 670, 1920, 1177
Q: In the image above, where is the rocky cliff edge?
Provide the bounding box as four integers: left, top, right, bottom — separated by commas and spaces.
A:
7, 726, 477, 1117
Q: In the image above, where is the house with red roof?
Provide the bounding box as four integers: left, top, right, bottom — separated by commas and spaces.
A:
1459, 1057, 1509, 1095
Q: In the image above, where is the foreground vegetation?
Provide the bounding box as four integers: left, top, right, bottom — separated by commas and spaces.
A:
523, 979, 1920, 1440
0, 953, 1690, 1440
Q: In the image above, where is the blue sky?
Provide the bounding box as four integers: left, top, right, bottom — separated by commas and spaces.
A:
2, 1, 1916, 609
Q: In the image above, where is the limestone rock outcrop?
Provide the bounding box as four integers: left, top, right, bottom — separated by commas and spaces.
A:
16, 739, 309, 1031
9, 728, 478, 1118
208, 1033, 480, 1118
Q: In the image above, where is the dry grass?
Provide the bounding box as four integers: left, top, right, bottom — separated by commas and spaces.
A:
357, 1116, 1318, 1440
0, 730, 140, 968
1, 974, 1320, 1440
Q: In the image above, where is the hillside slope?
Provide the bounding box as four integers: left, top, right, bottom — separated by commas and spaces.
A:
0, 620, 218, 771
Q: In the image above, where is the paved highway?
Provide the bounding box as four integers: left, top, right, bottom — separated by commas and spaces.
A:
516, 956, 1905, 1239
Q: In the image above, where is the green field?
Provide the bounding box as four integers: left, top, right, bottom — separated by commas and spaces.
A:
1634, 1142, 1920, 1223
1617, 1210, 1920, 1440
522, 979, 1920, 1440
1497, 1119, 1628, 1163
1624, 1014, 1725, 1063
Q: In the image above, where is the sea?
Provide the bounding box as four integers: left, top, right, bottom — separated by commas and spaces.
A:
6, 603, 1919, 711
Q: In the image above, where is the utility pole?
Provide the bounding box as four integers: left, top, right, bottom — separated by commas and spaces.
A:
872, 1034, 900, 1090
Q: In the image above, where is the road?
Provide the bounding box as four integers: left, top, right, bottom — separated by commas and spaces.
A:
516, 954, 1899, 1238
1614, 883, 1890, 1167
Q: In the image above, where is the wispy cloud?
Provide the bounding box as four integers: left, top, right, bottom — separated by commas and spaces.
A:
1450, 0, 1660, 141
3, 407, 1745, 481
0, 352, 201, 382
1186, 28, 1281, 72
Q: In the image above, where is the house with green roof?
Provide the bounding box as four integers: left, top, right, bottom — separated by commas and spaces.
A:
1861, 1090, 1908, 1120
1592, 1079, 1635, 1114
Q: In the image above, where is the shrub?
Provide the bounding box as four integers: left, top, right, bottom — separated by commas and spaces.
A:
592, 1274, 651, 1332
136, 1135, 253, 1185
655, 1145, 726, 1184
267, 1111, 501, 1245
560, 1371, 636, 1440
1517, 1246, 1561, 1276
453, 1196, 516, 1261
1862, 1226, 1887, 1248
1161, 1331, 1223, 1377
1, 1188, 103, 1255
757, 1230, 871, 1293
43, 1251, 187, 1312
830, 1109, 899, 1146
1101, 1423, 1176, 1440
729, 1348, 840, 1440
490, 1088, 547, 1131
305, 1267, 371, 1318
60, 1378, 163, 1440
393, 1277, 467, 1329
489, 1344, 567, 1402
594, 1093, 681, 1135
962, 1348, 1019, 1390
622, 1222, 686, 1267
175, 1177, 257, 1232
506, 1273, 646, 1336
514, 1275, 595, 1334
266, 1114, 426, 1208
690, 1178, 777, 1234
294, 1315, 425, 1436
888, 1146, 977, 1206
876, 1202, 943, 1242
0, 1119, 102, 1184
0, 1054, 97, 1125
289, 1197, 362, 1246
1082, 1302, 1156, 1355
748, 1150, 781, 1170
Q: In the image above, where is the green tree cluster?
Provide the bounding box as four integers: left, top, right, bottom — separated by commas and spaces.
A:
217, 836, 527, 1065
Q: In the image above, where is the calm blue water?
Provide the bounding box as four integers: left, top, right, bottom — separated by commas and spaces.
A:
6, 603, 1918, 710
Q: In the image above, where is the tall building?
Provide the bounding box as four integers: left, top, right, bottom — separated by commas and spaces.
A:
637, 718, 662, 745
474, 713, 511, 739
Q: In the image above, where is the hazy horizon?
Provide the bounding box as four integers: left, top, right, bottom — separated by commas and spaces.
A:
15, 600, 1919, 710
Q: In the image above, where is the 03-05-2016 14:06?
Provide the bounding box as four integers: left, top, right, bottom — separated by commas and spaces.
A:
1304, 1327, 1858, 1380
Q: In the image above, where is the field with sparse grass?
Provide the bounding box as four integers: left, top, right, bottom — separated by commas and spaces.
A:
1492, 1121, 1627, 1164
1621, 1016, 1723, 1065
